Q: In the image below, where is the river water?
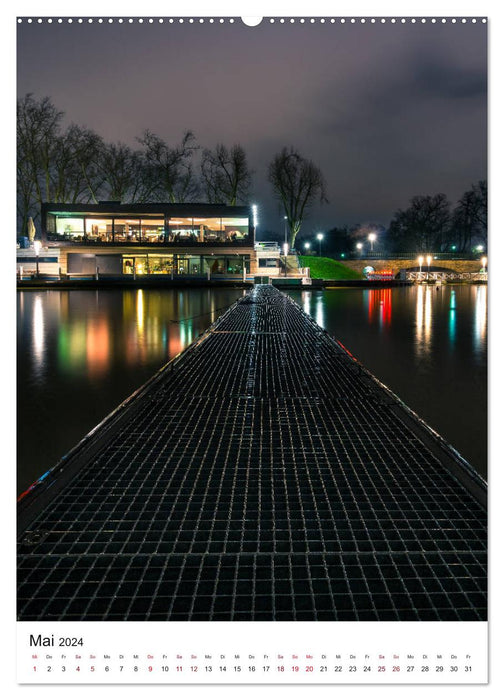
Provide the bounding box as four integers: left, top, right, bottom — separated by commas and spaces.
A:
17, 284, 487, 493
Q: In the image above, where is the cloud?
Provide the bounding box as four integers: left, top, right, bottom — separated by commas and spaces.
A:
17, 20, 487, 230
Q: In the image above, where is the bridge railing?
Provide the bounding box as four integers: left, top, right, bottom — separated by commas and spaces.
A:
319, 252, 486, 261
405, 271, 488, 282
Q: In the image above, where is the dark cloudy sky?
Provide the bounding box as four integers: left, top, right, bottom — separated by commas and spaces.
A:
17, 18, 487, 234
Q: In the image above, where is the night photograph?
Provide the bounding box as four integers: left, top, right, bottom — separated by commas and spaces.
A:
14, 10, 488, 683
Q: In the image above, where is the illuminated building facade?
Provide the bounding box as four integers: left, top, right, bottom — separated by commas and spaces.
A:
41, 202, 256, 277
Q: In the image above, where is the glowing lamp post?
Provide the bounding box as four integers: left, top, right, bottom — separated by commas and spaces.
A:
34, 240, 42, 277
426, 255, 432, 281
481, 256, 487, 274
252, 204, 258, 233
356, 242, 363, 255
283, 216, 288, 247
283, 242, 289, 277
316, 232, 324, 256
368, 232, 377, 253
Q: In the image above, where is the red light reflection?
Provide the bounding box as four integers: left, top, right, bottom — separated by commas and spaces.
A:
367, 288, 392, 327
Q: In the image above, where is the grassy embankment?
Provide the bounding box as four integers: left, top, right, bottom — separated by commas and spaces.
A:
299, 255, 364, 280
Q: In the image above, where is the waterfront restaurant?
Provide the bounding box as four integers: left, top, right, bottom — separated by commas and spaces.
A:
40, 202, 257, 278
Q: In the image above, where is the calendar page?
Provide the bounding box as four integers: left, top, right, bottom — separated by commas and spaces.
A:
11, 0, 494, 694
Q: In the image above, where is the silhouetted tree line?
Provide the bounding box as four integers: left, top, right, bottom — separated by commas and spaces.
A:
17, 93, 330, 249
17, 94, 255, 235
18, 94, 486, 253
303, 223, 386, 257
308, 186, 486, 257
17, 94, 328, 248
387, 186, 487, 253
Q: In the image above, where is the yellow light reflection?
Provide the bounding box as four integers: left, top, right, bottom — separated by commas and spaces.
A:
416, 285, 423, 343
210, 293, 216, 323
425, 286, 432, 342
137, 290, 144, 335
68, 322, 87, 368
32, 295, 45, 366
146, 316, 161, 348
474, 285, 487, 352
415, 285, 432, 355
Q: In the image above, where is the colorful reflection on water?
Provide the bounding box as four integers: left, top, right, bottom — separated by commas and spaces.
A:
17, 288, 244, 492
26, 289, 241, 381
474, 285, 487, 356
364, 288, 392, 328
17, 284, 487, 493
415, 284, 433, 357
32, 295, 45, 372
291, 284, 487, 477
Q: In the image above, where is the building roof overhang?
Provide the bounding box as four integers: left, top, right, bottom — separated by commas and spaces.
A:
42, 202, 252, 218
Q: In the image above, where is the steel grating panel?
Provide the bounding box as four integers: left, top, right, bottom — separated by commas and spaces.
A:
17, 285, 487, 621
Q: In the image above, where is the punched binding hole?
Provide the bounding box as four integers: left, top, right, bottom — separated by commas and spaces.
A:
241, 17, 263, 27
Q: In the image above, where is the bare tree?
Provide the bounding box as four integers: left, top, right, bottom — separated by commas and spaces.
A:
17, 155, 36, 236
388, 194, 451, 252
451, 191, 479, 252
17, 95, 106, 232
50, 125, 104, 204
98, 142, 153, 202
138, 130, 199, 202
17, 94, 63, 231
472, 180, 487, 245
65, 126, 105, 203
450, 181, 487, 252
200, 144, 252, 205
268, 147, 327, 248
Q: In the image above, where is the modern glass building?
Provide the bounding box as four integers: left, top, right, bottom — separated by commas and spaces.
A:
41, 202, 256, 277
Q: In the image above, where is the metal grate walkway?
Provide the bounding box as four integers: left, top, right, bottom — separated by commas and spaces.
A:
17, 285, 487, 621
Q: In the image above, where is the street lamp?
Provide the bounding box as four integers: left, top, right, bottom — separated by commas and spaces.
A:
283, 216, 288, 248
426, 255, 432, 281
418, 255, 424, 278
34, 240, 42, 277
283, 242, 289, 277
356, 242, 363, 255
316, 232, 324, 256
304, 242, 310, 252
368, 232, 377, 253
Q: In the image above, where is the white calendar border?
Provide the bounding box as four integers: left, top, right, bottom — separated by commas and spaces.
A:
17, 620, 488, 685
4, 0, 503, 696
